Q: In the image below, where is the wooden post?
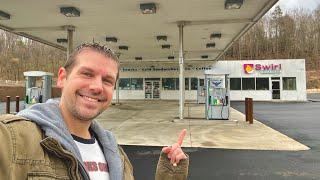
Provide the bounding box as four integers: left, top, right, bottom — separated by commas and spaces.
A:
248, 98, 253, 124
16, 96, 20, 113
245, 97, 253, 124
245, 98, 248, 122
6, 96, 10, 114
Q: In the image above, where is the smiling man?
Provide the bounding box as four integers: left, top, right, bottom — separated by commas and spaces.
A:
0, 43, 188, 180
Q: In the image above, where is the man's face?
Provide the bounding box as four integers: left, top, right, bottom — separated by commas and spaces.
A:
57, 49, 118, 121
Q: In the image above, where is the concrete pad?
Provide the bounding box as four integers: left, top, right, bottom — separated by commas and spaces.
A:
96, 100, 309, 151
111, 122, 191, 147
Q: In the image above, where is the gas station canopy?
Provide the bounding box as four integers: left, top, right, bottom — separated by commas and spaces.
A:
0, 0, 278, 63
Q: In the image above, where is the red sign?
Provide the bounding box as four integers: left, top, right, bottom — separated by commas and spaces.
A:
243, 63, 281, 74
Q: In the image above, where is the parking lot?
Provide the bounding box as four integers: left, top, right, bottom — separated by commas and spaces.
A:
123, 100, 320, 180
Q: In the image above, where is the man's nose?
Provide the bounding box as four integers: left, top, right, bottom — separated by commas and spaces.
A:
89, 77, 103, 94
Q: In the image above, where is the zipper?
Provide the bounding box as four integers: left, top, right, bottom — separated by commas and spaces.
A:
77, 159, 91, 180
40, 137, 90, 180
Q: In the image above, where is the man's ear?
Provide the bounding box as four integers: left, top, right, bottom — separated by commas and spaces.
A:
57, 67, 67, 89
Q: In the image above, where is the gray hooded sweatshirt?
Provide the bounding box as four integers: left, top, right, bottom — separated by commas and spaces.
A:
18, 99, 123, 180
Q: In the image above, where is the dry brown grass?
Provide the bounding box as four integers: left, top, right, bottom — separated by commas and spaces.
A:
307, 70, 320, 89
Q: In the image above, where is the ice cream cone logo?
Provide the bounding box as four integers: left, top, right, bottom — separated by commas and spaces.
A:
244, 64, 254, 74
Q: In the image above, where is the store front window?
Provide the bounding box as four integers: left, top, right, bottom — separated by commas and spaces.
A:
119, 78, 131, 90
162, 78, 179, 90
119, 78, 143, 90
131, 78, 143, 90
242, 78, 255, 90
191, 78, 198, 90
185, 78, 189, 90
283, 77, 296, 90
199, 79, 204, 86
230, 78, 241, 90
256, 78, 269, 90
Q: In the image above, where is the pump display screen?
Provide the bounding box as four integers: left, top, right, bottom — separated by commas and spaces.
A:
210, 78, 224, 88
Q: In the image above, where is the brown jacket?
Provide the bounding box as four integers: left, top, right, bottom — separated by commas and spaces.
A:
0, 114, 188, 180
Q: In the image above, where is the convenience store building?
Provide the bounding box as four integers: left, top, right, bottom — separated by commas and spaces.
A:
115, 59, 307, 101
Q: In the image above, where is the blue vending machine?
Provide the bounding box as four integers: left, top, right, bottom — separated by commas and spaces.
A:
205, 69, 230, 120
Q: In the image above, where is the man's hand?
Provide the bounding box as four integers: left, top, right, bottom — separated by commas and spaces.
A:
161, 129, 188, 166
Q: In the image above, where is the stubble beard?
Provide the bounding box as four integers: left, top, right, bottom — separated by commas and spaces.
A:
70, 105, 104, 121
71, 90, 108, 121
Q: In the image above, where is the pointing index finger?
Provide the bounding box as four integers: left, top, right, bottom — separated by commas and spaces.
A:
177, 129, 187, 146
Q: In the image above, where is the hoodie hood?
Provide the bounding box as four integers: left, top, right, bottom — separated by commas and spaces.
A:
17, 99, 123, 180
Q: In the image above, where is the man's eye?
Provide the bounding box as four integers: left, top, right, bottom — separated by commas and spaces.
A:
82, 72, 93, 77
103, 80, 112, 85
102, 79, 114, 86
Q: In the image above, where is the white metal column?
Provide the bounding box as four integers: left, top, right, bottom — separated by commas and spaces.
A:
116, 79, 120, 104
178, 22, 185, 120
66, 26, 75, 58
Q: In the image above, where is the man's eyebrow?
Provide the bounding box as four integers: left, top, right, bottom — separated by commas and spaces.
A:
102, 74, 116, 81
78, 66, 116, 80
78, 67, 94, 72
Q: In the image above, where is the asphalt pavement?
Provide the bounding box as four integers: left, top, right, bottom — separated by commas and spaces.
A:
122, 100, 320, 180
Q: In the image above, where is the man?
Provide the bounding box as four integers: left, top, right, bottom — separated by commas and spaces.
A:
0, 43, 188, 180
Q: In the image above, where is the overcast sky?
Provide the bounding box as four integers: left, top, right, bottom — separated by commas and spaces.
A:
275, 0, 320, 11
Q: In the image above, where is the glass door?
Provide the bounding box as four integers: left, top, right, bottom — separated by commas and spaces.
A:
145, 81, 153, 99
152, 81, 160, 99
272, 80, 280, 99
145, 80, 160, 99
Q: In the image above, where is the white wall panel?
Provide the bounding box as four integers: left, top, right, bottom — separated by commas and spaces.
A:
112, 90, 145, 100
116, 59, 307, 101
230, 91, 271, 101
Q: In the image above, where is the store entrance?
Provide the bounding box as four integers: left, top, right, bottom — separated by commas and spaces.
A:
145, 79, 160, 99
271, 80, 280, 99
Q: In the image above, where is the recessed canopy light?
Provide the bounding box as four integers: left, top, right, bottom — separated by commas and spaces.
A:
225, 0, 244, 9
106, 37, 117, 43
57, 38, 68, 43
140, 3, 156, 14
162, 44, 171, 49
60, 7, 80, 17
168, 56, 174, 60
206, 43, 216, 48
119, 46, 128, 50
156, 35, 167, 41
0, 10, 10, 20
135, 57, 142, 60
210, 33, 222, 39
201, 55, 209, 59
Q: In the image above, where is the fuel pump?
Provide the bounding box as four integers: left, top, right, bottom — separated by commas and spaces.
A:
205, 70, 230, 120
24, 71, 53, 107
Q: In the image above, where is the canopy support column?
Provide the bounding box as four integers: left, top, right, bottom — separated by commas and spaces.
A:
66, 26, 75, 58
116, 79, 120, 104
178, 22, 185, 120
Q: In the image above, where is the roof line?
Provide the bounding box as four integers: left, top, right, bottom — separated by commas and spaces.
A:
186, 18, 253, 26
0, 23, 66, 51
120, 59, 217, 64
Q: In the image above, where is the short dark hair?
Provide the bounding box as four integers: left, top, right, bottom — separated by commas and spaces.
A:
64, 43, 120, 80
